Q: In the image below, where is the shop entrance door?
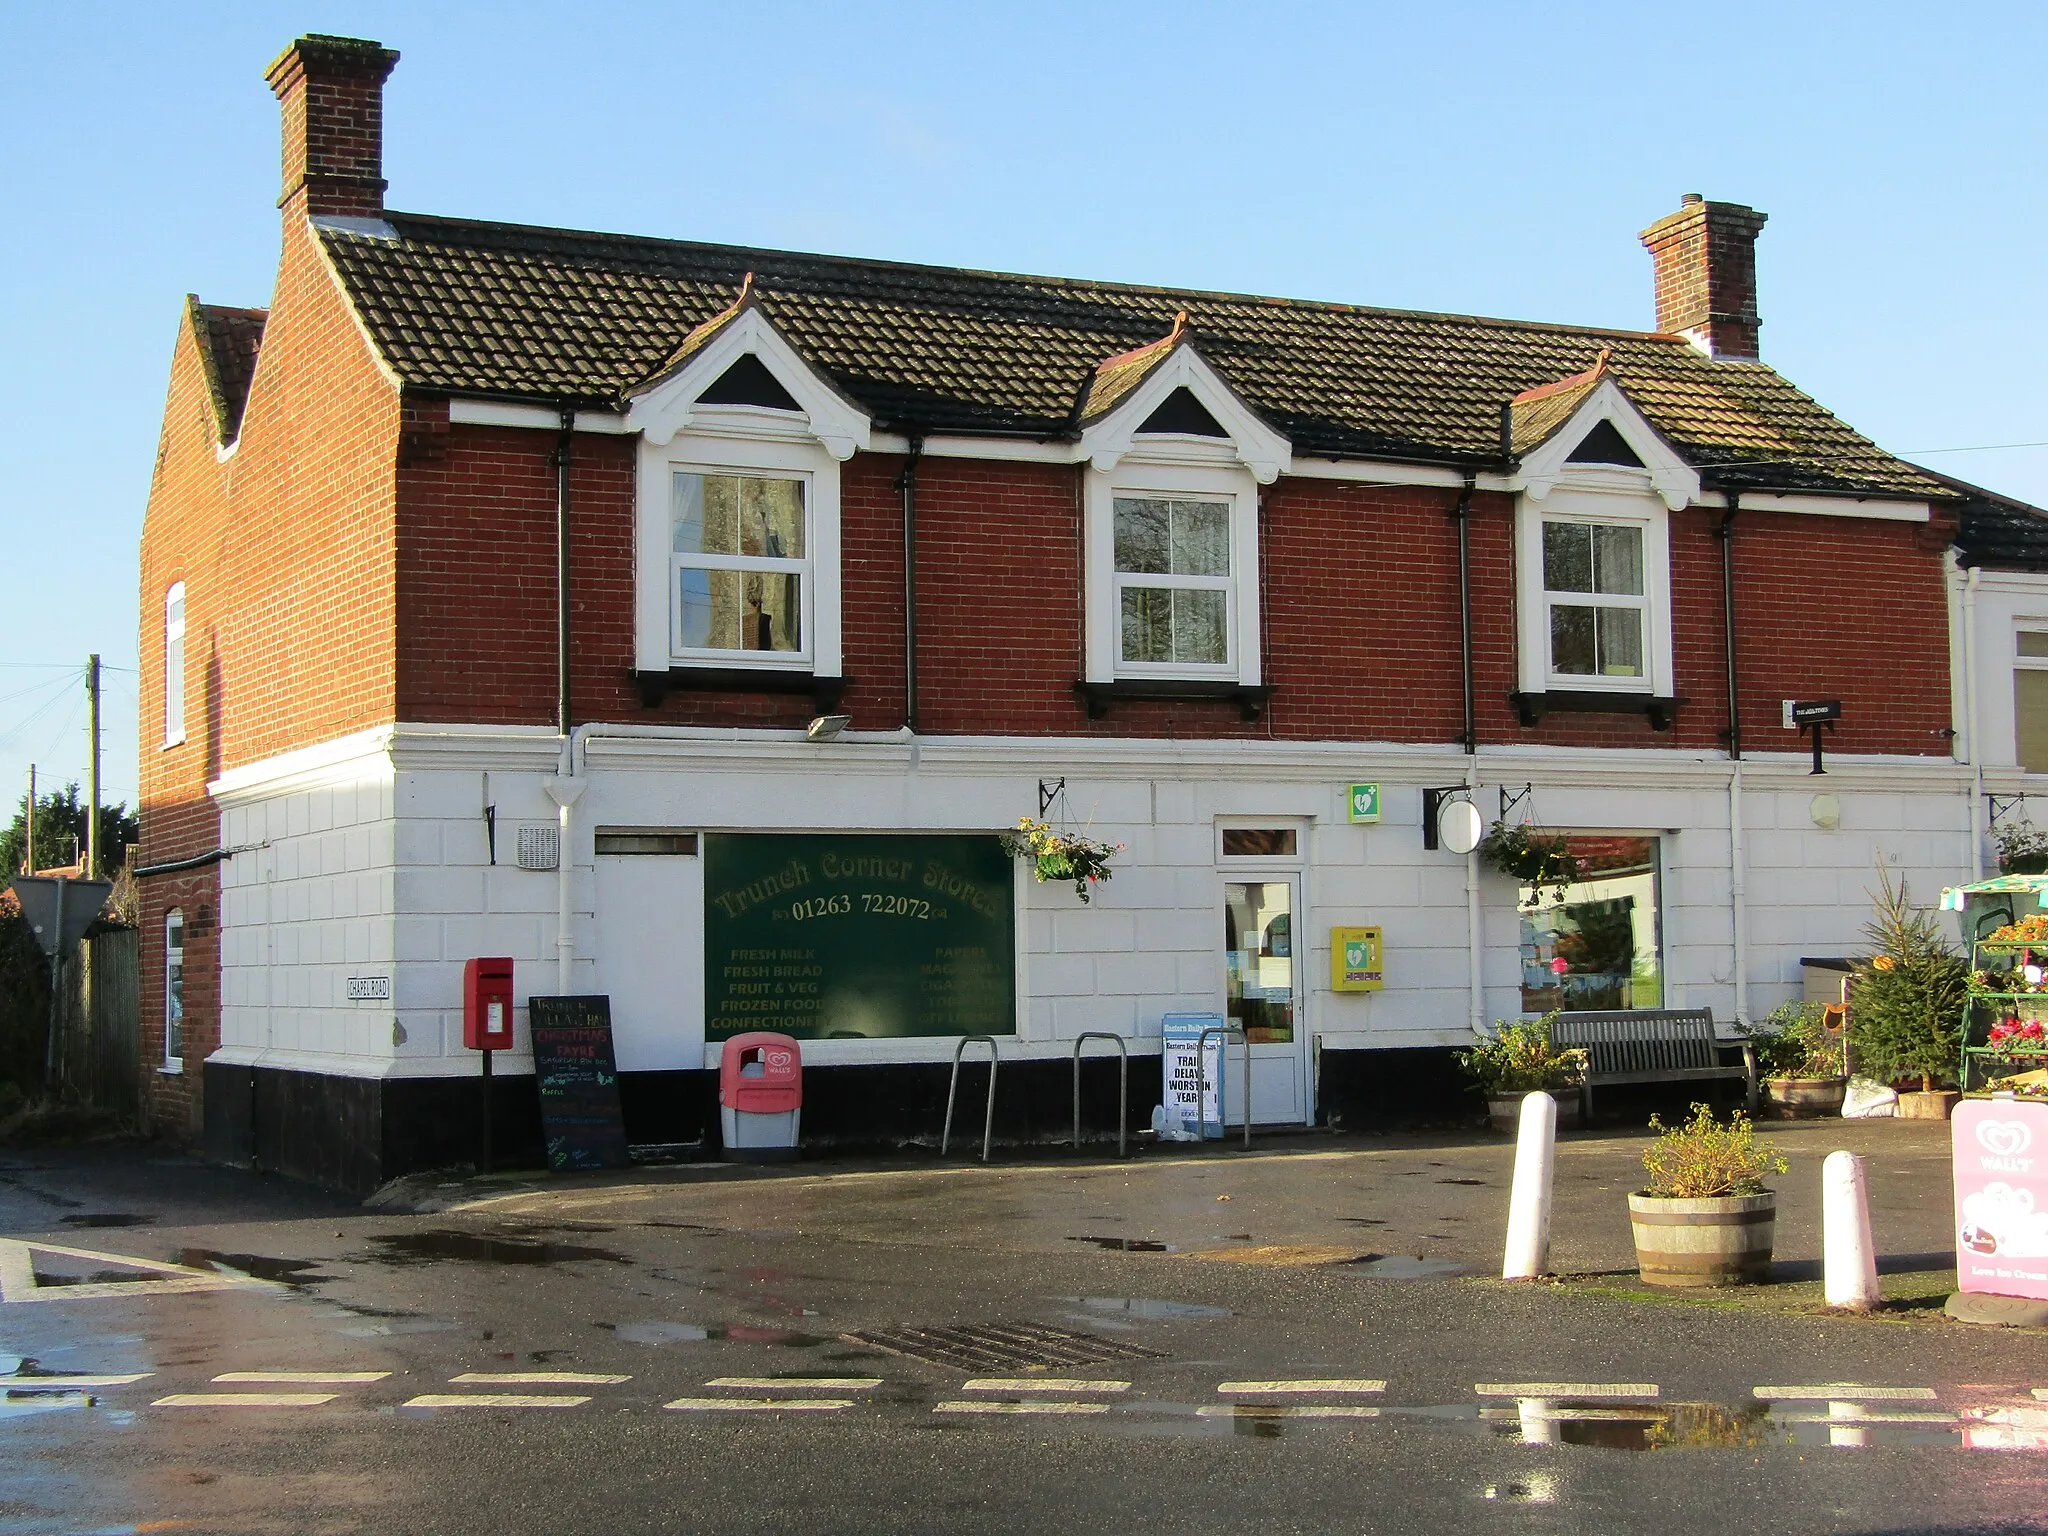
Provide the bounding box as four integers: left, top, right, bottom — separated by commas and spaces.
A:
1223, 877, 1309, 1125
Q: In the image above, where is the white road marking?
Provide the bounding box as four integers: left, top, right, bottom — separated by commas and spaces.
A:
449, 1372, 630, 1385
3, 1374, 152, 1388
404, 1394, 591, 1409
1476, 1383, 1659, 1399
1772, 1409, 1957, 1424
1217, 1379, 1386, 1394
0, 1240, 275, 1304
665, 1397, 853, 1412
213, 1371, 390, 1384
1198, 1404, 1382, 1419
961, 1378, 1129, 1394
2032, 1389, 2048, 1402
935, 1400, 1113, 1415
1753, 1385, 1939, 1401
153, 1392, 338, 1408
704, 1377, 881, 1390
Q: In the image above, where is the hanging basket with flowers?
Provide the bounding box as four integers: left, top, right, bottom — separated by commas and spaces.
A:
1475, 819, 1580, 906
1002, 817, 1125, 903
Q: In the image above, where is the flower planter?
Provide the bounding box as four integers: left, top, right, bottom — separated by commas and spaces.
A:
1763, 1075, 1848, 1119
1486, 1089, 1581, 1135
1897, 1089, 1961, 1121
1627, 1191, 1776, 1287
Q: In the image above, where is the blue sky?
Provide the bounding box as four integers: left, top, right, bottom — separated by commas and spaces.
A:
3, 1, 2044, 819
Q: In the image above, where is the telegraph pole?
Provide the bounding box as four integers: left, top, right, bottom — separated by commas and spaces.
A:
85, 655, 101, 879
23, 764, 33, 874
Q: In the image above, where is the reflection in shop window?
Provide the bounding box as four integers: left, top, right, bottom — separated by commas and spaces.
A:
1518, 835, 1662, 1013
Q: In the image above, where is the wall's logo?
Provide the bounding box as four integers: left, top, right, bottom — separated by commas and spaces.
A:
1979, 1120, 2033, 1159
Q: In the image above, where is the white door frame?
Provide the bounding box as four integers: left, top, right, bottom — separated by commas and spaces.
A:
1214, 819, 1314, 1127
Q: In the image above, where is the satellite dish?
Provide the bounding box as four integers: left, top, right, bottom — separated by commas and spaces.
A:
1439, 799, 1484, 856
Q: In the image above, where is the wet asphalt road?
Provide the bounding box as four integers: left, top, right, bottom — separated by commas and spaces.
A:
4, 1134, 2047, 1536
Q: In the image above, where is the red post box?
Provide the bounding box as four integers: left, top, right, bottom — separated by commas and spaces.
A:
719, 1032, 802, 1161
463, 957, 516, 1051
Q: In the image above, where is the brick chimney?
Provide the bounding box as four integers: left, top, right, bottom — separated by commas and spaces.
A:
1638, 194, 1768, 360
264, 35, 400, 220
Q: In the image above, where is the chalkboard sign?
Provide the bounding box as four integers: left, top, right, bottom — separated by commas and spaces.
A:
528, 995, 631, 1171
704, 833, 1015, 1040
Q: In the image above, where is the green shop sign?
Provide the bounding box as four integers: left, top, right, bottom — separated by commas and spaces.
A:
704, 833, 1016, 1041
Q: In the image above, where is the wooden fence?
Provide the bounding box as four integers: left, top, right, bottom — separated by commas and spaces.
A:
57, 927, 140, 1117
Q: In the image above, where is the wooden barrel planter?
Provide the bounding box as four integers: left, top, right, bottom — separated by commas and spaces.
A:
1486, 1089, 1581, 1134
1627, 1192, 1776, 1287
1764, 1075, 1848, 1118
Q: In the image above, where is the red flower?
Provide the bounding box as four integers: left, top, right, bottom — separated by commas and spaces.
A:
1549, 957, 1569, 976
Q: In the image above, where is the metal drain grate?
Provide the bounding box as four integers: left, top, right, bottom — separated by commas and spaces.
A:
843, 1323, 1166, 1372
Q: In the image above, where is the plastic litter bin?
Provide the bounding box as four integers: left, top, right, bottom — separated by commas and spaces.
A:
719, 1032, 802, 1162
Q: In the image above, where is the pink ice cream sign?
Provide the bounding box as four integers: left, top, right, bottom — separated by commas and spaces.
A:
1953, 1098, 2048, 1300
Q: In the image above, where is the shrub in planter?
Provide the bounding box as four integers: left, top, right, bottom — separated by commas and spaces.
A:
1457, 1012, 1586, 1130
1628, 1103, 1788, 1287
1740, 1002, 1847, 1116
1848, 864, 1969, 1095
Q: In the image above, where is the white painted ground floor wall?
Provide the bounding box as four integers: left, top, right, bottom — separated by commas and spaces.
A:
206, 723, 1988, 1116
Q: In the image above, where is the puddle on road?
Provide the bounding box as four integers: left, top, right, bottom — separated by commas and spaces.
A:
594, 1320, 829, 1347
360, 1230, 630, 1267
58, 1214, 154, 1228
1068, 1236, 1174, 1253
180, 1250, 329, 1285
1062, 1296, 1233, 1320
1343, 1255, 1470, 1279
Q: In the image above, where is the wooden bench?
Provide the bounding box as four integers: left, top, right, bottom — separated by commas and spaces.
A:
1547, 1008, 1757, 1120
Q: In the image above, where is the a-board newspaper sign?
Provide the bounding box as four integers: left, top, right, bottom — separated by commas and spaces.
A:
529, 995, 631, 1172
1156, 1012, 1228, 1141
1953, 1097, 2048, 1301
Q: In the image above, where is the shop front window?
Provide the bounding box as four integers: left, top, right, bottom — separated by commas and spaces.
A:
1518, 835, 1662, 1012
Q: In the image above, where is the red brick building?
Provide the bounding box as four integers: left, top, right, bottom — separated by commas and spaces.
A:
139, 35, 2007, 1190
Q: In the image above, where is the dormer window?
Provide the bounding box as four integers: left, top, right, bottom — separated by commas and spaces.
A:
670, 471, 807, 657
1114, 495, 1232, 666
1542, 520, 1647, 680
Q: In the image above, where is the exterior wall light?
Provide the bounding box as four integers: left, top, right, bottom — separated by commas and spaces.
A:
806, 714, 853, 741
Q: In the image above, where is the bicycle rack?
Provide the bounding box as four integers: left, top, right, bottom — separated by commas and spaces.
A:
1070, 1032, 1129, 1158
1195, 1024, 1253, 1149
941, 1035, 1000, 1161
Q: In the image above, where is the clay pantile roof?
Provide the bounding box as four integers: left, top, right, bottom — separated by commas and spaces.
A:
316, 212, 1949, 500
188, 298, 267, 445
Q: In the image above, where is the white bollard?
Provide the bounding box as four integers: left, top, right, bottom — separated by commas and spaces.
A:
1823, 1149, 1881, 1311
1502, 1090, 1557, 1279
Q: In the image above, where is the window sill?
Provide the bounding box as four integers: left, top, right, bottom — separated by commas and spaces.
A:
634, 668, 849, 713
1076, 679, 1273, 722
158, 1063, 184, 1076
1511, 690, 1683, 731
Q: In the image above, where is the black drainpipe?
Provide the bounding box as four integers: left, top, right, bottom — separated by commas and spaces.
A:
552, 408, 574, 735
1717, 488, 1742, 759
1452, 471, 1477, 755
897, 433, 924, 732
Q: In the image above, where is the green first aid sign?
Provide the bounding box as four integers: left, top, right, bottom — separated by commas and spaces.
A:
1347, 783, 1381, 824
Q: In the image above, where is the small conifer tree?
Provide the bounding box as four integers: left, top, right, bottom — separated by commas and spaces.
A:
1848, 862, 1968, 1091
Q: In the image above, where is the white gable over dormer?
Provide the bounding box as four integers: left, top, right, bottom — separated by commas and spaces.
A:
624, 303, 871, 461
1079, 342, 1292, 485
1514, 375, 1699, 511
